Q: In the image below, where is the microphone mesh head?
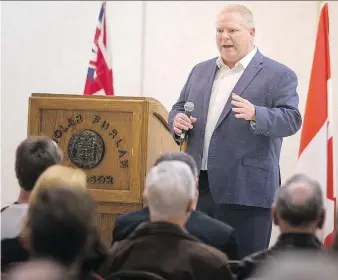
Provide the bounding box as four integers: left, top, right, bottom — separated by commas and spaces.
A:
184, 102, 194, 112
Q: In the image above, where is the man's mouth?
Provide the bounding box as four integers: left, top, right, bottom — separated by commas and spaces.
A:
223, 45, 234, 49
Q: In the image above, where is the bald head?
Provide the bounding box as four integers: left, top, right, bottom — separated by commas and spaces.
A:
274, 174, 324, 228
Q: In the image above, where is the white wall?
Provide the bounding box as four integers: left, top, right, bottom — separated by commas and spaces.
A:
1, 1, 338, 244
1, 1, 143, 206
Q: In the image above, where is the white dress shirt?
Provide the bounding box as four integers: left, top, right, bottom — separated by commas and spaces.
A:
1, 203, 29, 239
201, 47, 258, 170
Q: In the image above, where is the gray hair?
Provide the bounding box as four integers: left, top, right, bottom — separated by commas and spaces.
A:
153, 152, 198, 177
144, 161, 195, 219
274, 174, 323, 227
218, 4, 255, 28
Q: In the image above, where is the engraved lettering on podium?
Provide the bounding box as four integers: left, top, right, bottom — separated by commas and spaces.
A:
86, 175, 114, 185
53, 114, 82, 143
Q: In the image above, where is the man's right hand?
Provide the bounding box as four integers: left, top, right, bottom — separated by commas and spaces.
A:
173, 113, 197, 135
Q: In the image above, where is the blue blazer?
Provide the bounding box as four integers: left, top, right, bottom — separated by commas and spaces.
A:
168, 50, 302, 208
113, 207, 239, 260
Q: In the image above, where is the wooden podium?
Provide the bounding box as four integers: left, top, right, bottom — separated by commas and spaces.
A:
28, 93, 179, 244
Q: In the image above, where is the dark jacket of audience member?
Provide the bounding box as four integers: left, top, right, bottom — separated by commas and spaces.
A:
113, 206, 239, 260
236, 232, 322, 280
104, 222, 233, 280
1, 232, 107, 274
81, 230, 108, 274
1, 237, 30, 271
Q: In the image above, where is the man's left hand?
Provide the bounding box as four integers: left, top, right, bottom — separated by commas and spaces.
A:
231, 93, 256, 121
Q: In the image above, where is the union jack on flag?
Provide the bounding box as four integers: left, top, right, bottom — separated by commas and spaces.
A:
84, 1, 114, 95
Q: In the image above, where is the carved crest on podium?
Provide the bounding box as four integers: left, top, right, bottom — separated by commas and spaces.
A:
68, 129, 105, 169
53, 114, 129, 173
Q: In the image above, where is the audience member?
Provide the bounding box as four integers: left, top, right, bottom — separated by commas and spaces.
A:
236, 174, 325, 280
22, 165, 108, 274
2, 164, 108, 275
18, 164, 88, 249
101, 161, 233, 280
113, 152, 239, 260
1, 136, 62, 269
251, 251, 338, 280
22, 185, 102, 280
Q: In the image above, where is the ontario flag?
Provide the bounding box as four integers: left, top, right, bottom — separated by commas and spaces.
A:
297, 2, 336, 247
84, 1, 114, 95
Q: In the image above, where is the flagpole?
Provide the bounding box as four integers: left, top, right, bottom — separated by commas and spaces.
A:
323, 0, 337, 239
321, 0, 336, 245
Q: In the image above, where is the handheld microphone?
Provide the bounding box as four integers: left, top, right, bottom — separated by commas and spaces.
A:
180, 102, 195, 141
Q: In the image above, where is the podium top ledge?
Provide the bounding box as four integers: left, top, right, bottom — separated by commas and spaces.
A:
31, 93, 161, 104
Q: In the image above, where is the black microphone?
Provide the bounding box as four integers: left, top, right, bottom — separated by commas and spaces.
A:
180, 102, 195, 141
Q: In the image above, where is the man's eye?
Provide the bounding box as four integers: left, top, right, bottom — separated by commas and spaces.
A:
229, 29, 237, 33
217, 29, 223, 33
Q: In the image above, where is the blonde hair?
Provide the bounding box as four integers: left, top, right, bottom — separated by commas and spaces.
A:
21, 165, 88, 245
218, 4, 255, 28
28, 165, 87, 204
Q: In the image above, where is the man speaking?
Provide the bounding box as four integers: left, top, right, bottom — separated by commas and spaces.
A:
168, 4, 302, 257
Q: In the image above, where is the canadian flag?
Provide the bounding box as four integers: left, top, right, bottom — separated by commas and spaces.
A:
297, 2, 336, 246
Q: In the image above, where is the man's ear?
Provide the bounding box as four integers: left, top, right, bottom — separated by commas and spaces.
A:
191, 190, 199, 211
249, 27, 255, 38
191, 177, 199, 210
186, 199, 194, 214
317, 208, 326, 229
272, 206, 279, 226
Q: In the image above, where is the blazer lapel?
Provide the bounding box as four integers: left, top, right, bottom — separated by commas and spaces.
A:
202, 61, 219, 128
215, 51, 264, 129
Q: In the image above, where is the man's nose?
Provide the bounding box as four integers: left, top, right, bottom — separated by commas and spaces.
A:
221, 32, 230, 40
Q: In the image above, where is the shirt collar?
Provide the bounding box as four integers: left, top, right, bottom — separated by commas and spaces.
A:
216, 47, 258, 70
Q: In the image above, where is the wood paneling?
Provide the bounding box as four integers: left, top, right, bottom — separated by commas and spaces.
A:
28, 94, 178, 245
